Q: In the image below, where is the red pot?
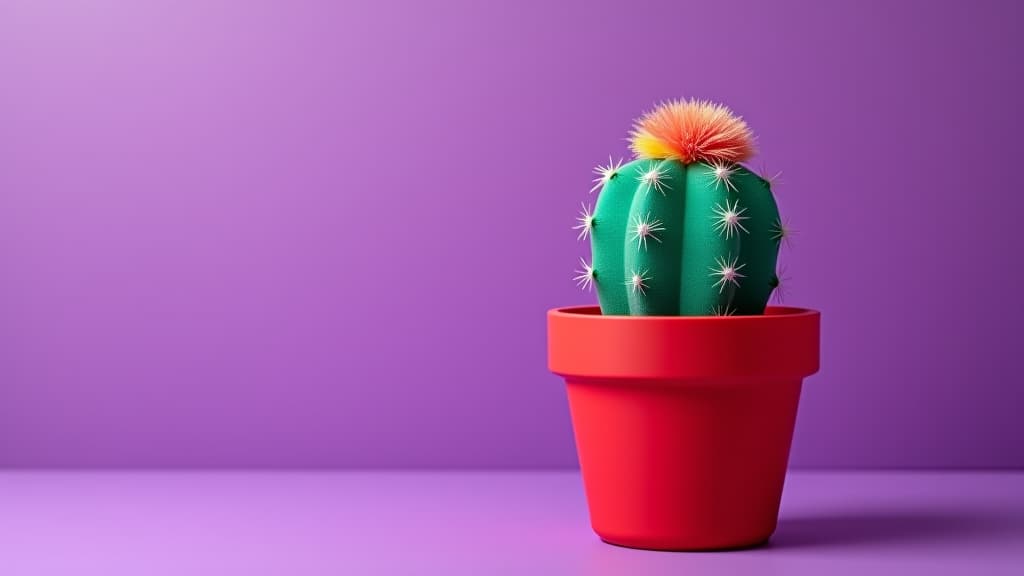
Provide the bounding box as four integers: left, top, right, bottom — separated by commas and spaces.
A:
547, 305, 820, 551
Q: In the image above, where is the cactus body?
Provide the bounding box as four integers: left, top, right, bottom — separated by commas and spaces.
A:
591, 159, 779, 316
578, 99, 786, 317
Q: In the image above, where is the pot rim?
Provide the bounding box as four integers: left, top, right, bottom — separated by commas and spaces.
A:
547, 305, 820, 382
549, 305, 817, 322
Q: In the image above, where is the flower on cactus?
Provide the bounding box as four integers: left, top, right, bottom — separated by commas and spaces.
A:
629, 99, 755, 164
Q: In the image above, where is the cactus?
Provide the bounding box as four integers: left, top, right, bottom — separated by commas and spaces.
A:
575, 99, 790, 316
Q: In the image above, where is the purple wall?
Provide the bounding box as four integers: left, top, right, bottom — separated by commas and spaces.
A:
2, 0, 1022, 469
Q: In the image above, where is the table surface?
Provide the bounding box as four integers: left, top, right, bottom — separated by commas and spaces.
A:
1, 470, 1021, 575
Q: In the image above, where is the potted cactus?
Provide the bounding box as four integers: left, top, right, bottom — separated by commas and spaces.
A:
548, 99, 820, 551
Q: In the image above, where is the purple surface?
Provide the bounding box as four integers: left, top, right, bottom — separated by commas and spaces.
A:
0, 471, 1022, 575
2, 0, 1023, 468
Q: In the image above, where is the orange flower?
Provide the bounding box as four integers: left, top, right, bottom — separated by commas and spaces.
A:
630, 99, 755, 164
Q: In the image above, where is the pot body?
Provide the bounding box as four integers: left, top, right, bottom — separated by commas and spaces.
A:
548, 305, 820, 551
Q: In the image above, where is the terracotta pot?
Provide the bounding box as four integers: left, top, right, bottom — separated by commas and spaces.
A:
547, 305, 820, 551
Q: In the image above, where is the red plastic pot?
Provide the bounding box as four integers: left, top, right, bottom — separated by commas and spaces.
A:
547, 305, 820, 551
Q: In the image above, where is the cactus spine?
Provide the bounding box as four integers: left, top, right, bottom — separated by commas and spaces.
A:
577, 100, 787, 316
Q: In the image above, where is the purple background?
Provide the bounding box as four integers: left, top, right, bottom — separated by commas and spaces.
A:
1, 0, 1021, 469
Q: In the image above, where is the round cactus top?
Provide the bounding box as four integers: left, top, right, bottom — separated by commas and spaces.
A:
629, 99, 755, 165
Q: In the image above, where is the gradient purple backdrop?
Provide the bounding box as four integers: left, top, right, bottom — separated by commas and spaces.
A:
1, 0, 1021, 468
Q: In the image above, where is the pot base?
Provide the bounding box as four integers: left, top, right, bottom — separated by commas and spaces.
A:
599, 534, 772, 552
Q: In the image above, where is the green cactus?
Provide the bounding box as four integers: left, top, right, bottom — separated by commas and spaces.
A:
574, 100, 789, 316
